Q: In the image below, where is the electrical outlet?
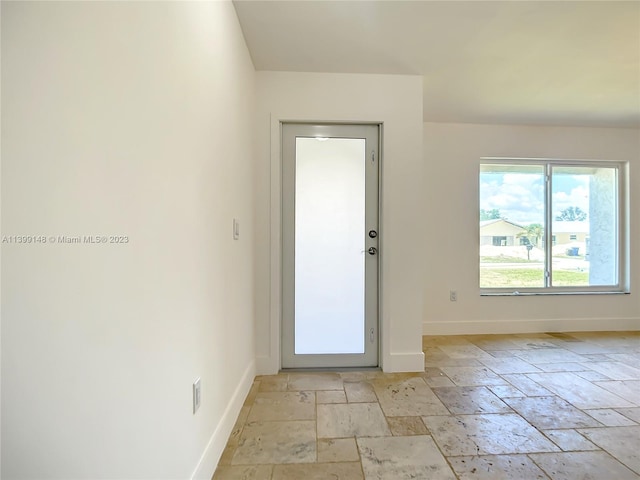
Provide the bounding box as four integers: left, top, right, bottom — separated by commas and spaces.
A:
450, 290, 457, 302
193, 378, 201, 414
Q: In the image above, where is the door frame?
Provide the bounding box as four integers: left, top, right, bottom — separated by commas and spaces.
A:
265, 116, 386, 373
280, 123, 380, 369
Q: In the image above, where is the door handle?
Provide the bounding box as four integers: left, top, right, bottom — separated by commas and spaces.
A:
367, 247, 377, 255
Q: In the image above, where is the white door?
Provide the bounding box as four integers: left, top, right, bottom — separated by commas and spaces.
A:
281, 123, 379, 368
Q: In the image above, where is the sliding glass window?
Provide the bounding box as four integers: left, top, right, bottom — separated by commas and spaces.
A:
479, 160, 627, 294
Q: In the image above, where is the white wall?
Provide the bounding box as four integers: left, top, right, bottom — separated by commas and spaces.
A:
1, 2, 255, 478
254, 72, 424, 374
423, 122, 640, 334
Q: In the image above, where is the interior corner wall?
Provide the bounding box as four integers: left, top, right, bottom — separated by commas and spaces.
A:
254, 71, 424, 374
1, 2, 255, 479
423, 122, 640, 335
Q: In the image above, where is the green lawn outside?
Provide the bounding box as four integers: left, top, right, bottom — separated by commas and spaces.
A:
480, 268, 589, 288
480, 256, 538, 264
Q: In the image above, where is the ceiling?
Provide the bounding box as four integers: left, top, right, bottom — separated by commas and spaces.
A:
233, 0, 640, 128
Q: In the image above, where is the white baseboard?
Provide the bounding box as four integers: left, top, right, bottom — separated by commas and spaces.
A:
423, 317, 640, 336
383, 351, 425, 372
191, 360, 256, 480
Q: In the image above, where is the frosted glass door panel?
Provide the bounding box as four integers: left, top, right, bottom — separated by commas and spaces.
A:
294, 138, 365, 354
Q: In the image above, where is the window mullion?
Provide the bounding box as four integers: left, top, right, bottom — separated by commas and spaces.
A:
545, 164, 552, 288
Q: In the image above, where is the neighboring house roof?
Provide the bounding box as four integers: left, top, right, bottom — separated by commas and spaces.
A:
480, 219, 525, 229
479, 219, 527, 236
480, 219, 590, 234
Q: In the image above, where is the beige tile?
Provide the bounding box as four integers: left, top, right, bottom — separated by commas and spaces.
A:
257, 375, 288, 392
529, 451, 639, 480
213, 465, 273, 480
503, 396, 600, 429
213, 334, 639, 480
235, 406, 251, 426
272, 462, 363, 480
344, 381, 377, 403
479, 357, 541, 374
316, 438, 359, 462
617, 347, 640, 355
423, 347, 451, 364
584, 408, 637, 426
439, 365, 506, 386
425, 356, 483, 368
218, 442, 238, 467
233, 420, 316, 465
373, 377, 449, 416
425, 376, 456, 387
243, 380, 260, 407
607, 353, 640, 369
488, 384, 526, 398
548, 339, 617, 355
448, 454, 549, 479
488, 350, 517, 358
502, 374, 553, 396
317, 403, 391, 438
423, 414, 559, 456
423, 366, 446, 377
574, 369, 613, 382
339, 371, 383, 382
513, 348, 585, 364
533, 362, 587, 372
581, 353, 616, 362
386, 416, 429, 436
578, 425, 640, 474
466, 335, 523, 351
433, 386, 511, 414
437, 343, 495, 360
316, 390, 346, 404
288, 373, 343, 391
371, 371, 432, 384
358, 435, 456, 479
526, 372, 635, 409
219, 406, 252, 465
571, 332, 640, 348
247, 391, 315, 422
594, 380, 640, 405
615, 407, 640, 423
546, 332, 583, 342
508, 340, 558, 352
542, 429, 600, 451
511, 334, 558, 347
584, 362, 640, 380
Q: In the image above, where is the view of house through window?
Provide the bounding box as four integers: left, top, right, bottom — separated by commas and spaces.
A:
480, 162, 621, 291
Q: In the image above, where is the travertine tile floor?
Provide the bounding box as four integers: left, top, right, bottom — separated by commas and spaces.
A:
213, 332, 640, 479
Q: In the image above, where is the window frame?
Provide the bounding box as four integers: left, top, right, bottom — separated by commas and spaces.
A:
479, 158, 629, 296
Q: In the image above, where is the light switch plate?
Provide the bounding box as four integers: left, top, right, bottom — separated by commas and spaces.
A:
193, 378, 201, 414
233, 218, 240, 240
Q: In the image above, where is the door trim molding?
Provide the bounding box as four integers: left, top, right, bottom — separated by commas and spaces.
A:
280, 123, 379, 368
258, 114, 389, 375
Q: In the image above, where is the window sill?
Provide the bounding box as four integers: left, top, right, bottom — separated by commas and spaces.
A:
480, 290, 630, 297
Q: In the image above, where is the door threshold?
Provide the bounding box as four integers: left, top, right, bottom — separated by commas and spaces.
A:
280, 367, 381, 373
